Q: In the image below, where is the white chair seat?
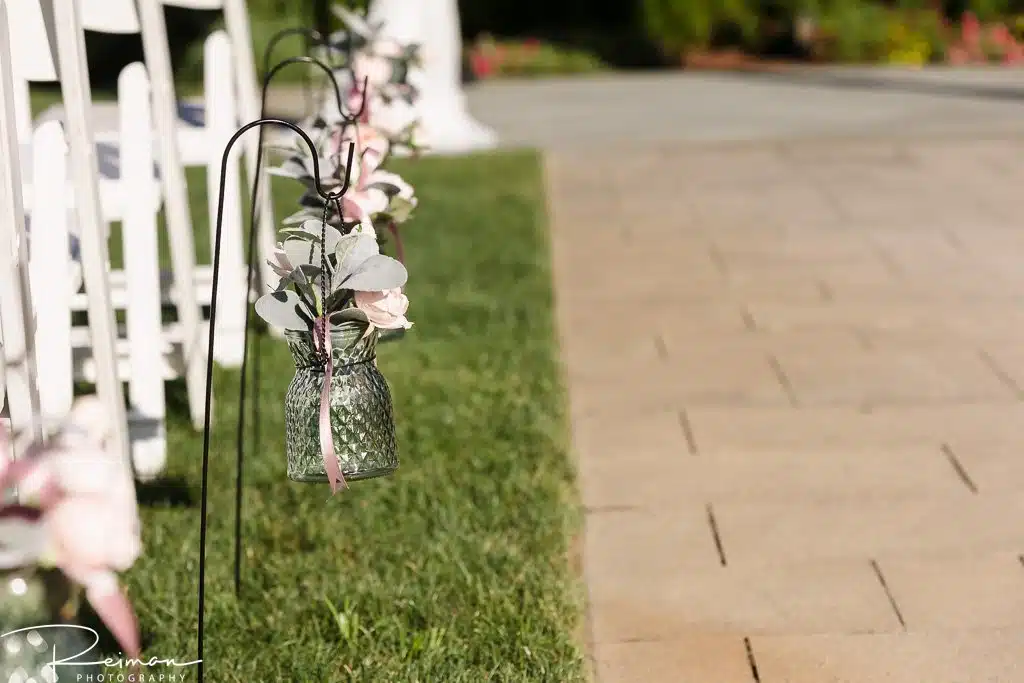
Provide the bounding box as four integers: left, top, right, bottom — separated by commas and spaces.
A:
36, 99, 214, 167
19, 139, 162, 220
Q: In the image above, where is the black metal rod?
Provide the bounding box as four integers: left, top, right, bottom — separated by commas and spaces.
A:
260, 27, 332, 116
197, 118, 354, 683
231, 58, 367, 607
261, 27, 327, 78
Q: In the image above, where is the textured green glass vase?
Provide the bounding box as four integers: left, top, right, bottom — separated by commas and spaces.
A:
284, 323, 399, 483
377, 327, 406, 344
1, 566, 101, 681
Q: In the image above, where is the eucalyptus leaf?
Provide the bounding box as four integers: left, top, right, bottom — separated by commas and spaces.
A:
292, 264, 322, 285
284, 239, 322, 269
282, 208, 319, 225
329, 308, 369, 326
255, 290, 311, 330
298, 219, 342, 252
389, 196, 416, 223
324, 288, 352, 314
298, 192, 327, 209
332, 233, 380, 290
342, 254, 408, 291
276, 265, 320, 299
267, 157, 311, 180
368, 180, 403, 197
333, 5, 373, 37
279, 225, 319, 241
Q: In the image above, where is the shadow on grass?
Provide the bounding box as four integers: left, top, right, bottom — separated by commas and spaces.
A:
135, 477, 195, 509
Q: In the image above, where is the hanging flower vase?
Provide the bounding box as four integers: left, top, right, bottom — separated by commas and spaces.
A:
284, 321, 399, 483
1, 564, 102, 681
378, 327, 406, 343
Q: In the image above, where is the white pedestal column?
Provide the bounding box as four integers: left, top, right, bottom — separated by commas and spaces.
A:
368, 0, 498, 154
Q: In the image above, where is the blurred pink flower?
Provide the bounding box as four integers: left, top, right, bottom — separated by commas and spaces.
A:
471, 51, 496, 78
990, 24, 1013, 46
0, 397, 141, 658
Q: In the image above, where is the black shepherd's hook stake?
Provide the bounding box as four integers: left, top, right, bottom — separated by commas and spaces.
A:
249, 56, 368, 238
196, 118, 355, 683
237, 63, 367, 598
261, 27, 328, 77
260, 27, 334, 116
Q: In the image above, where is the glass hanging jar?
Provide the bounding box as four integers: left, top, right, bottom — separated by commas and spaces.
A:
377, 327, 406, 343
1, 564, 102, 682
284, 321, 399, 483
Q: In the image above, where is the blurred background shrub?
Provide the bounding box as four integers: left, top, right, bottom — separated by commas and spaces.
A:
76, 0, 1024, 90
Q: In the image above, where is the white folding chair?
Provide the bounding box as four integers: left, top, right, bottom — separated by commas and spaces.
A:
60, 0, 277, 301
75, 0, 248, 368
0, 0, 132, 479
163, 0, 279, 307
15, 0, 244, 380
5, 0, 168, 479
29, 66, 168, 480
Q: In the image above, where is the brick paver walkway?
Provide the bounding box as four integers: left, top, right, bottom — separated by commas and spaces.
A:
548, 137, 1024, 682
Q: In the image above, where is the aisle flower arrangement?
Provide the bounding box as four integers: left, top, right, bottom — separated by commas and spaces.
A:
272, 6, 423, 265
0, 398, 141, 676
261, 6, 423, 492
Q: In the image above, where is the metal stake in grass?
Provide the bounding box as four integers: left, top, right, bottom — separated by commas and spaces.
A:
195, 72, 365, 678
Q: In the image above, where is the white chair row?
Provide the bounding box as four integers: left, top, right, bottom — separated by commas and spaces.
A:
0, 0, 262, 480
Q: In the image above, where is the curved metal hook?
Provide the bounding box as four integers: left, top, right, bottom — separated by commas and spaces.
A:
196, 118, 354, 683
263, 55, 369, 126
345, 73, 370, 122
261, 27, 327, 77
263, 56, 350, 125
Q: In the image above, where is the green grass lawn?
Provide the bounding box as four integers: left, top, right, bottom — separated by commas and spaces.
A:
123, 152, 585, 681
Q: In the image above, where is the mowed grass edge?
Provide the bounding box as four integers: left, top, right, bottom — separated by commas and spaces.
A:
123, 150, 586, 682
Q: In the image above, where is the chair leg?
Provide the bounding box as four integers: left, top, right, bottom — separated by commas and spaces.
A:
223, 0, 278, 304
119, 64, 168, 480
28, 122, 74, 429
0, 0, 42, 450
205, 31, 247, 367
135, 0, 208, 430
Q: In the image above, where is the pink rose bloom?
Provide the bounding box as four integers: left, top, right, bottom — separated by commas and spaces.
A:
353, 53, 394, 87
374, 38, 405, 60
354, 288, 413, 330
333, 122, 390, 172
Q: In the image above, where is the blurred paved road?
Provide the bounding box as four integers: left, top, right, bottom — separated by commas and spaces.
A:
463, 68, 1024, 148
540, 72, 1024, 683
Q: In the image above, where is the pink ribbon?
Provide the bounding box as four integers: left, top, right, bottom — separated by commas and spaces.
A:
87, 584, 141, 662
314, 318, 347, 494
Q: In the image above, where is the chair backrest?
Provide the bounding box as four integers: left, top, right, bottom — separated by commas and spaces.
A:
161, 0, 223, 7
6, 0, 57, 140
79, 0, 140, 33
5, 0, 57, 82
